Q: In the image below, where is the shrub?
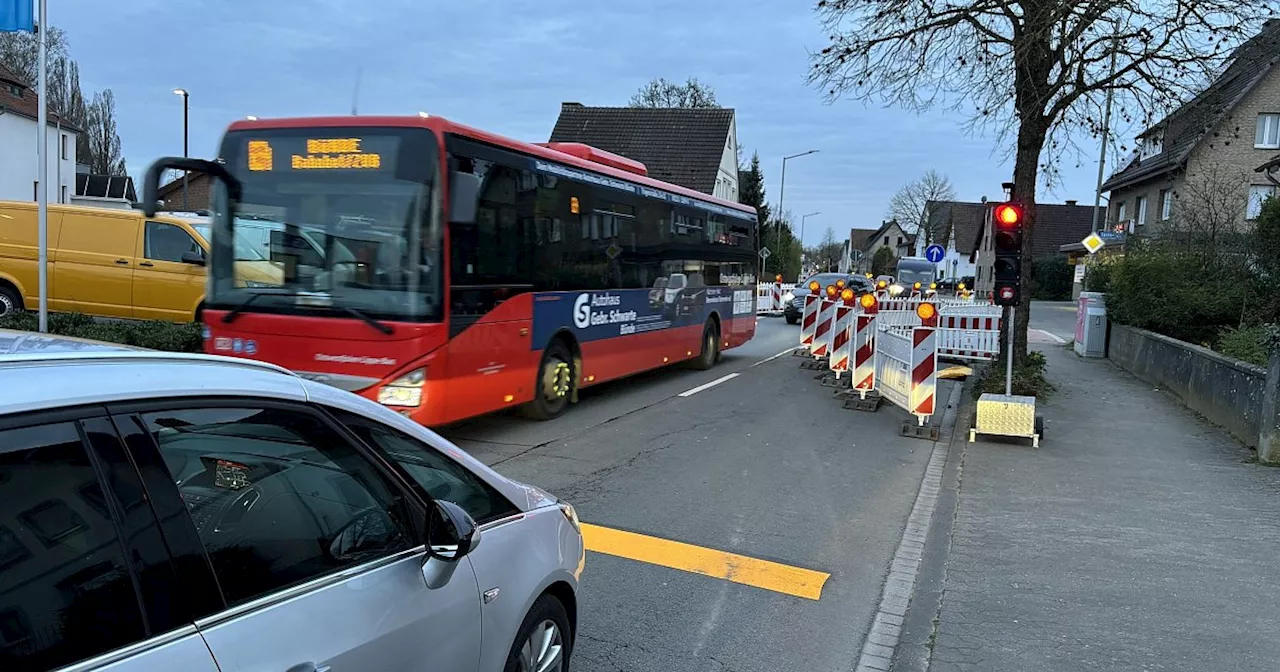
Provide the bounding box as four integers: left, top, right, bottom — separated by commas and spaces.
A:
973, 351, 1053, 399
0, 312, 203, 353
1216, 325, 1270, 367
1030, 257, 1073, 300
1082, 260, 1112, 293
1104, 249, 1253, 346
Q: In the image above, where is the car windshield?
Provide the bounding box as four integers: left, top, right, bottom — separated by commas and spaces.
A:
208, 128, 441, 322
896, 265, 934, 286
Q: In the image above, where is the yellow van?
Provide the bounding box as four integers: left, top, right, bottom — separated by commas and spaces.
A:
0, 202, 276, 322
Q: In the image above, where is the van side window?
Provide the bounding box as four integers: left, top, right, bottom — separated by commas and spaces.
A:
0, 422, 148, 672
145, 222, 202, 263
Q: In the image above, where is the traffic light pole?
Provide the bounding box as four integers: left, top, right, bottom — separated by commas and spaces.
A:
1005, 305, 1014, 396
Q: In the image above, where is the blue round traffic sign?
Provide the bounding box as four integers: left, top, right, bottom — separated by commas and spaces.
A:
924, 244, 945, 263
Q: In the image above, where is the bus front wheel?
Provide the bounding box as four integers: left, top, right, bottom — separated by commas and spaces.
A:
522, 340, 574, 420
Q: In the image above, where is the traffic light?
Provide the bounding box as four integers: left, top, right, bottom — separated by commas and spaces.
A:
992, 201, 1024, 307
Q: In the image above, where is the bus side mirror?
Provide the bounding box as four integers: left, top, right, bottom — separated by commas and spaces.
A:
449, 170, 480, 224
142, 158, 242, 218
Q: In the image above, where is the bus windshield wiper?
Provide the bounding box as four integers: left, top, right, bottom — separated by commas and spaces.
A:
222, 292, 270, 324
342, 306, 395, 335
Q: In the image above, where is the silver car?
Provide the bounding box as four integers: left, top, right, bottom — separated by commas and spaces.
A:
0, 330, 583, 672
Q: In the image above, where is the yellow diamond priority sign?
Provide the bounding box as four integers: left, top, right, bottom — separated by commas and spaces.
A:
1081, 232, 1105, 254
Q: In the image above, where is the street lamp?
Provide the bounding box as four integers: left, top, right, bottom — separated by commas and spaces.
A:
173, 88, 190, 210
775, 149, 819, 270
801, 211, 820, 271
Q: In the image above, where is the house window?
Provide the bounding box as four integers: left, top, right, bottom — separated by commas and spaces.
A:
884, 235, 889, 245
1135, 196, 1148, 227
897, 236, 903, 246
1256, 114, 1280, 149
1160, 190, 1172, 221
1115, 201, 1127, 225
60, 134, 68, 160
32, 181, 37, 200
6, 84, 20, 97
1247, 185, 1276, 220
60, 185, 67, 203
1140, 134, 1163, 159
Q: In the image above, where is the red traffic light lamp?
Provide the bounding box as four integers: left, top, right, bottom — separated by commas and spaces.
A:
992, 200, 1025, 307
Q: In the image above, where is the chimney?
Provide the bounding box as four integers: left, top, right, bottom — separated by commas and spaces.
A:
1065, 199, 1078, 206
562, 102, 583, 108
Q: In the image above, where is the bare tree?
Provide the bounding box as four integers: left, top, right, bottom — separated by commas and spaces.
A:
1163, 164, 1249, 262
86, 90, 127, 176
630, 77, 720, 108
888, 169, 956, 243
809, 0, 1270, 361
2, 27, 101, 169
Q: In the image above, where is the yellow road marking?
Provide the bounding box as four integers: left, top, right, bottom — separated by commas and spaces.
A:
581, 523, 830, 600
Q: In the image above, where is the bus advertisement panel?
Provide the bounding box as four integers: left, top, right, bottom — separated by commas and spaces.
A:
171, 115, 758, 426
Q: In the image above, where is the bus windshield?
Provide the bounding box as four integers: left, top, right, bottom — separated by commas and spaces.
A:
208, 127, 442, 322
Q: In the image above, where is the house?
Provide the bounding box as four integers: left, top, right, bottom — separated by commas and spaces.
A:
913, 200, 987, 282
849, 221, 912, 273
548, 102, 739, 201
0, 63, 79, 204
1100, 20, 1280, 234
155, 172, 213, 211
971, 201, 1095, 295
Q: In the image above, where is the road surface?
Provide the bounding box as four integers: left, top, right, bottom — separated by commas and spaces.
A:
438, 316, 960, 671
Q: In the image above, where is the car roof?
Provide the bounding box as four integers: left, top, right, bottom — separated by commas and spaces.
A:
0, 329, 308, 416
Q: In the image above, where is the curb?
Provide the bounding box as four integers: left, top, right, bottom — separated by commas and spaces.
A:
853, 381, 962, 672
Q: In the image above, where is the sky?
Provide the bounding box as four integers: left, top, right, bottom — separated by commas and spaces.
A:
51, 0, 1132, 248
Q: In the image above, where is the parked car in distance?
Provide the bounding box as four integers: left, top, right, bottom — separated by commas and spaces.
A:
784, 272, 874, 324
0, 202, 279, 322
0, 330, 583, 672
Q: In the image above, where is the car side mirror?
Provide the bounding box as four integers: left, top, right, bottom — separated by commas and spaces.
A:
421, 500, 480, 589
181, 250, 206, 266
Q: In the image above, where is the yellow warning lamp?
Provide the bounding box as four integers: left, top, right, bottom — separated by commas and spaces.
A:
570, 196, 580, 214
929, 282, 937, 290
859, 292, 878, 314
836, 279, 847, 289
877, 279, 887, 289
840, 287, 855, 302
825, 284, 838, 298
808, 280, 821, 292
775, 274, 783, 282
913, 282, 922, 291
866, 273, 873, 279
916, 301, 938, 327
958, 282, 966, 291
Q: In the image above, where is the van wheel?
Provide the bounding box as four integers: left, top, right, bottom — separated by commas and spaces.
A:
521, 340, 574, 421
691, 321, 719, 370
0, 285, 23, 319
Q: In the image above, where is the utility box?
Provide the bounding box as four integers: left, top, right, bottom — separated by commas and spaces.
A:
1074, 291, 1107, 358
971, 393, 1041, 447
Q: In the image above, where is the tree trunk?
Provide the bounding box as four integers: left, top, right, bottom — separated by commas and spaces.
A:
1010, 116, 1047, 364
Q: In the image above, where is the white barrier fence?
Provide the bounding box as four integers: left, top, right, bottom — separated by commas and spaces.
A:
873, 299, 1003, 362
756, 282, 797, 313
872, 325, 937, 424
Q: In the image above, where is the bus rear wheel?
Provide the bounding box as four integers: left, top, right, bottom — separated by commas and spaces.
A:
691, 321, 719, 370
522, 340, 574, 421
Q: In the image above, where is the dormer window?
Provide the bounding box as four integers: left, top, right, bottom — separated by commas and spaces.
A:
1139, 133, 1164, 159
7, 84, 21, 97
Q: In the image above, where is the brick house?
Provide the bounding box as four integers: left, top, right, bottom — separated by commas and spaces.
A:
548, 102, 740, 201
1101, 20, 1280, 235
155, 171, 212, 211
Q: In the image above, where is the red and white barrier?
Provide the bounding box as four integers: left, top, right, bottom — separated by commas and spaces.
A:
810, 296, 838, 357
771, 282, 782, 312
937, 314, 1001, 361
874, 324, 937, 425
799, 294, 820, 347
828, 301, 855, 375
852, 310, 877, 396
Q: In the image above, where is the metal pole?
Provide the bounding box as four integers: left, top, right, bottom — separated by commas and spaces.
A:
775, 156, 787, 273
1090, 31, 1120, 234
36, 0, 48, 333
1005, 305, 1014, 396
182, 92, 189, 210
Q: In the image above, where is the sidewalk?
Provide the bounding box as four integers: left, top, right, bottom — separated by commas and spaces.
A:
926, 341, 1280, 671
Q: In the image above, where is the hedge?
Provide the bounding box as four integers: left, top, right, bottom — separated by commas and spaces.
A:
0, 312, 203, 353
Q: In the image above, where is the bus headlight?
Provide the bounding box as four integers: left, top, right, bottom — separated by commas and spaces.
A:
378, 367, 425, 407
889, 284, 904, 296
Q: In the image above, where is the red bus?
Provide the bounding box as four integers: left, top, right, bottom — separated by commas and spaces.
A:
142, 115, 759, 425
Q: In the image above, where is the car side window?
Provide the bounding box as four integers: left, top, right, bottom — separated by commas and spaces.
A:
145, 221, 202, 263
332, 410, 519, 525
139, 405, 416, 608
0, 421, 148, 672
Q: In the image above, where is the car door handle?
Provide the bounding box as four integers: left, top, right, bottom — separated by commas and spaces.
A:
139, 261, 154, 267
115, 258, 129, 265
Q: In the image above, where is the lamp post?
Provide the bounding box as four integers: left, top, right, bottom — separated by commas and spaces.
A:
774, 149, 819, 273
801, 211, 820, 271
173, 88, 189, 210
